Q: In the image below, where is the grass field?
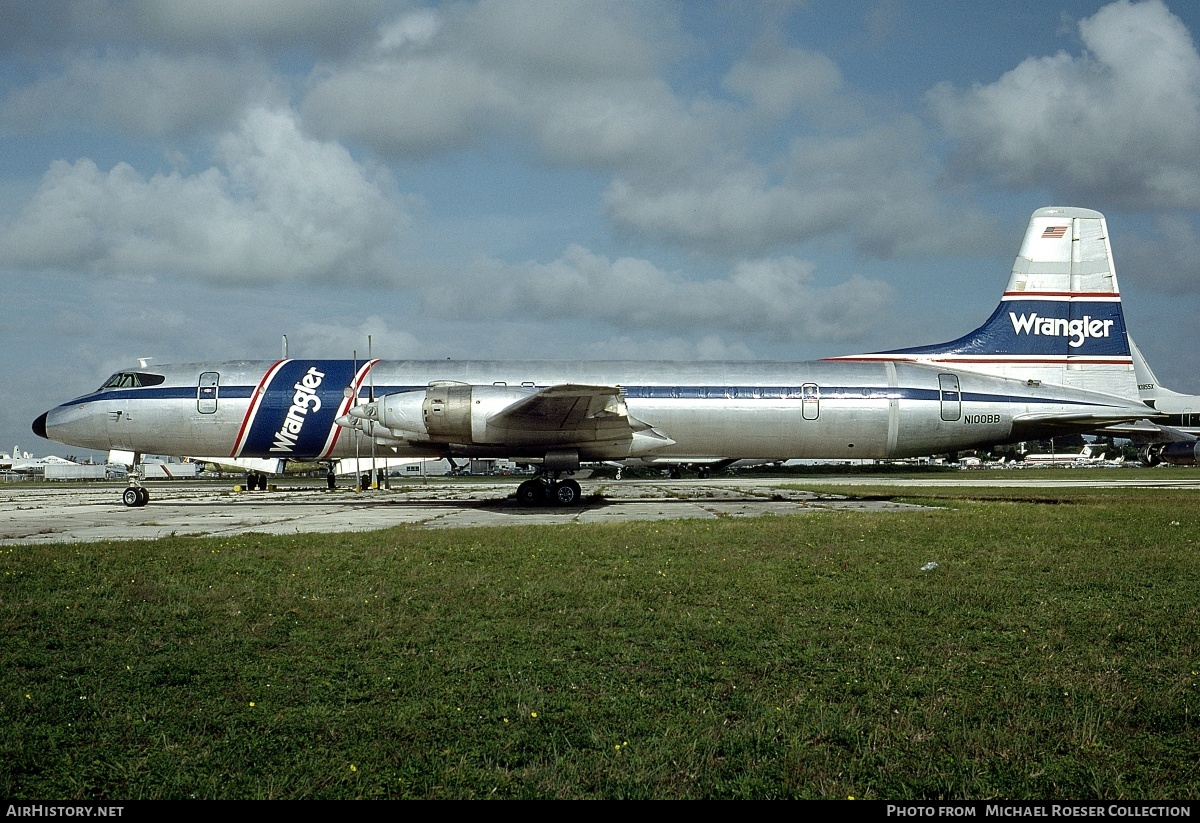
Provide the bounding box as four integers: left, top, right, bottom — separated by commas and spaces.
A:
2, 484, 1198, 799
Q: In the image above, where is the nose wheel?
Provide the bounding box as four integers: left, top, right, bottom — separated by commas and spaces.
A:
122, 486, 149, 507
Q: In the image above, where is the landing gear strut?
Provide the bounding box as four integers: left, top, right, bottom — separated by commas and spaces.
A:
119, 452, 149, 507
516, 475, 583, 507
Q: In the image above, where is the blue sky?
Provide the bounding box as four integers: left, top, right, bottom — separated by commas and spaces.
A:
7, 0, 1200, 456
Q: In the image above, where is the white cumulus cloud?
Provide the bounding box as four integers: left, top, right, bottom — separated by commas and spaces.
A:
0, 109, 408, 283
301, 0, 703, 173
424, 245, 894, 344
1, 52, 282, 137
930, 0, 1200, 207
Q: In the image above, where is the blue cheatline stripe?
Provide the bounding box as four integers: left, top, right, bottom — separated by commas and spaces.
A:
60, 384, 1130, 409
59, 386, 239, 405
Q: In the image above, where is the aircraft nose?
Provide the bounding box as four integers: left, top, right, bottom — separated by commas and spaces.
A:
32, 412, 48, 439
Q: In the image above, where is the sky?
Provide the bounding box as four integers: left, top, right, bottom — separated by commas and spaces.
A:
7, 0, 1200, 456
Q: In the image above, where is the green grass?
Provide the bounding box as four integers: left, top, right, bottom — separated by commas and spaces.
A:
2, 488, 1199, 798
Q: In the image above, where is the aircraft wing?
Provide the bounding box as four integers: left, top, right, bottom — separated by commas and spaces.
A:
487, 384, 643, 431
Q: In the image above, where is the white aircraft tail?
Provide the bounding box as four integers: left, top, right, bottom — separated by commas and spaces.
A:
1128, 335, 1188, 406
833, 207, 1137, 400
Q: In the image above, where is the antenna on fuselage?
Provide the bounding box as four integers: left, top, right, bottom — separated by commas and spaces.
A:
137, 357, 151, 368
282, 335, 288, 359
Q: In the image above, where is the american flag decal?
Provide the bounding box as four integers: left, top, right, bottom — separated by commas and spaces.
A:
1042, 226, 1067, 238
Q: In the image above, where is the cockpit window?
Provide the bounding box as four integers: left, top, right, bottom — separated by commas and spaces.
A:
100, 372, 165, 390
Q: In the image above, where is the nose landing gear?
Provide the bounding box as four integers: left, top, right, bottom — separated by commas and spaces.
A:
115, 451, 150, 507
122, 485, 149, 507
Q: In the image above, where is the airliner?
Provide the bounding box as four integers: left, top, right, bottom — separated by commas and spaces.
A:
33, 207, 1157, 506
1020, 443, 1106, 465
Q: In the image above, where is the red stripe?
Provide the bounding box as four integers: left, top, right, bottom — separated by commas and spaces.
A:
1001, 290, 1119, 298
924, 357, 1132, 365
230, 360, 287, 457
825, 355, 1132, 365
320, 359, 379, 459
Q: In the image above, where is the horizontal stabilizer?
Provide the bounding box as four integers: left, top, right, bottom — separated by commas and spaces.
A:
1011, 404, 1160, 441
1103, 420, 1198, 444
1013, 411, 1149, 425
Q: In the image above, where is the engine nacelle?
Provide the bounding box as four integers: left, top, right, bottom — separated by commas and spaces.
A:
338, 381, 675, 464
368, 382, 539, 444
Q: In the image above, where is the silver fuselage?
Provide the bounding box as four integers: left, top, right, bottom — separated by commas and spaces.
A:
36, 358, 1152, 462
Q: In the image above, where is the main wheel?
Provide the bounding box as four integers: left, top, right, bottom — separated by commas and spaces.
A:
122, 487, 140, 507
517, 479, 546, 506
553, 479, 582, 506
137, 487, 149, 506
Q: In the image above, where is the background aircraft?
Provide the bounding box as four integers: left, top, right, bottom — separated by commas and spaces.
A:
1020, 443, 1106, 465
0, 448, 77, 475
1103, 337, 1200, 465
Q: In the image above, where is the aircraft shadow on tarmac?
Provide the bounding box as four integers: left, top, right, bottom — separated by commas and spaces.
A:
193, 489, 805, 514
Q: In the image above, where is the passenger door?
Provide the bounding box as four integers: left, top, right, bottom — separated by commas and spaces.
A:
198, 372, 219, 414
939, 374, 961, 421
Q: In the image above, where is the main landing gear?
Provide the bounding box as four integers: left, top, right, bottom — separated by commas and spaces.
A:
516, 475, 583, 507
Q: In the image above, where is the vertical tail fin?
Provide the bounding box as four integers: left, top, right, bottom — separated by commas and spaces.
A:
832, 207, 1136, 399
1128, 335, 1188, 406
